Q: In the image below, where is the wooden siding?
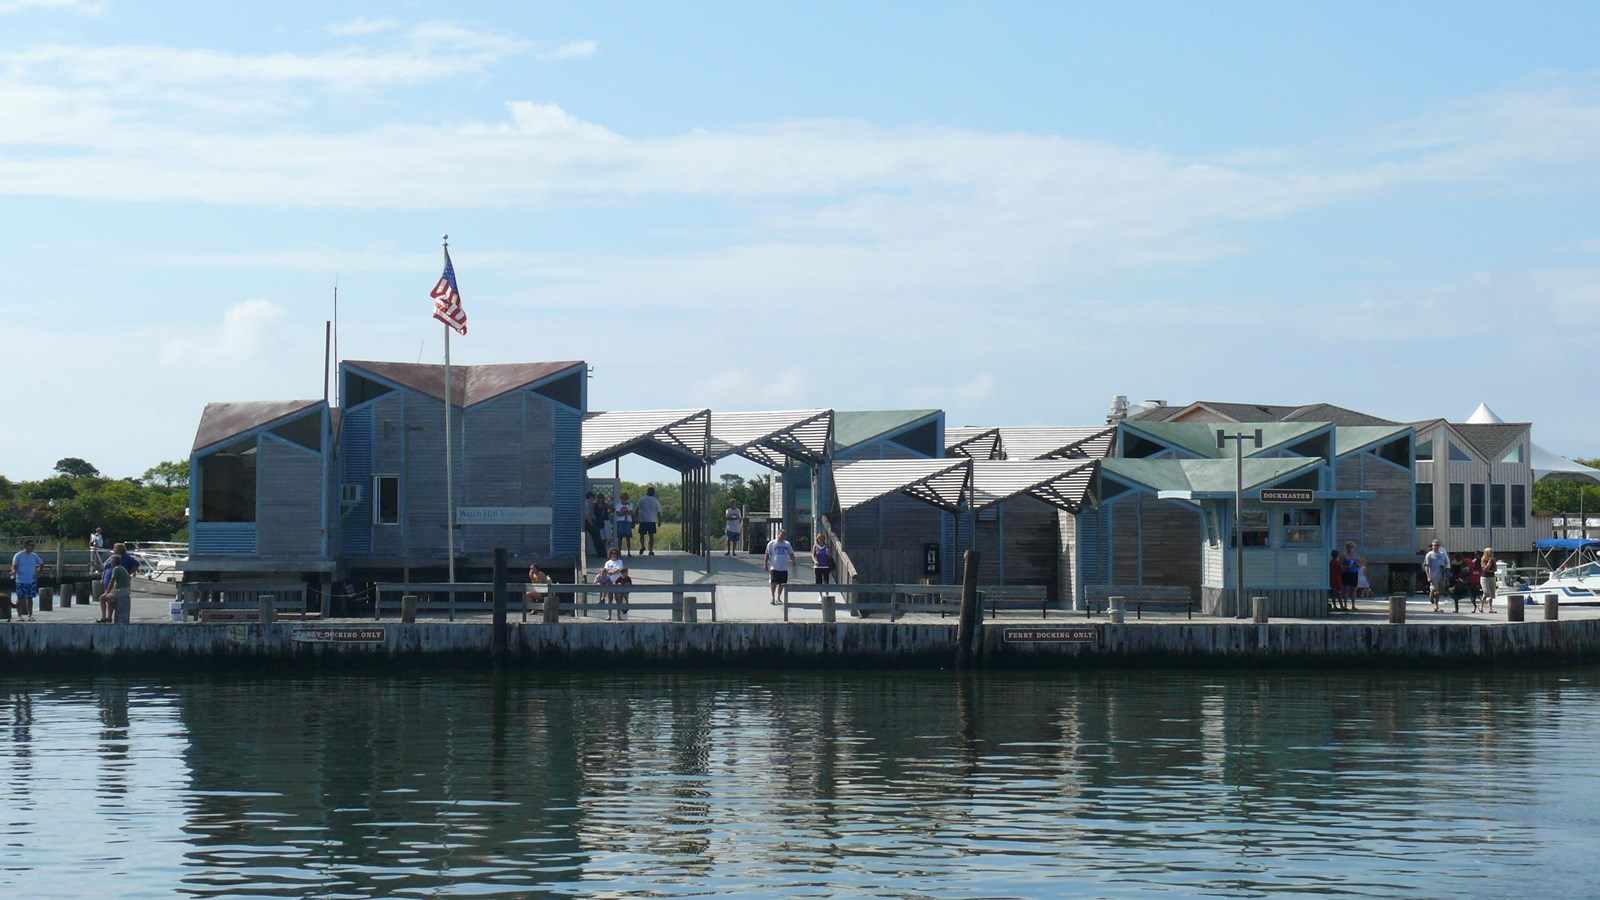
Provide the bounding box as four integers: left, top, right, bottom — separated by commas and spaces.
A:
340, 405, 374, 556
1414, 421, 1537, 554
1102, 492, 1203, 590
1335, 453, 1413, 555
972, 495, 1058, 593
838, 442, 948, 584
255, 434, 324, 557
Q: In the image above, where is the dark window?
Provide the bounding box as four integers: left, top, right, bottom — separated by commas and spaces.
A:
1470, 484, 1486, 528
344, 372, 396, 407
198, 437, 257, 523
1238, 508, 1269, 547
1512, 484, 1527, 528
1377, 437, 1412, 468
1282, 508, 1321, 546
374, 475, 399, 525
270, 411, 322, 452
1416, 439, 1433, 461
1449, 442, 1473, 462
1449, 483, 1465, 528
1415, 484, 1434, 528
1490, 484, 1507, 528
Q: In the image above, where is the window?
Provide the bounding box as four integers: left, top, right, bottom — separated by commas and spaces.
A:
1511, 484, 1527, 528
1282, 507, 1322, 546
1449, 483, 1465, 528
1415, 484, 1434, 528
1416, 439, 1433, 461
198, 437, 257, 523
1470, 483, 1486, 528
1235, 508, 1270, 547
1449, 442, 1473, 462
1490, 484, 1507, 528
374, 475, 399, 525
1502, 443, 1524, 464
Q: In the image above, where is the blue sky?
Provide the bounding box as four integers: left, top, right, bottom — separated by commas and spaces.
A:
4, 0, 1600, 481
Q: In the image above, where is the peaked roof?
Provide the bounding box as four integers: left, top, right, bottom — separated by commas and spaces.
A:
1103, 457, 1320, 496
1467, 402, 1504, 424
946, 426, 1003, 460
1130, 400, 1397, 427
193, 399, 323, 454
709, 409, 833, 469
970, 459, 1099, 513
582, 409, 711, 469
1122, 421, 1331, 459
1451, 423, 1528, 461
832, 410, 940, 453
344, 360, 583, 408
1280, 403, 1398, 426
832, 458, 970, 514
1333, 425, 1414, 457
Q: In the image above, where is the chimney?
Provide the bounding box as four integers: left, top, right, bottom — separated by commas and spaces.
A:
1106, 395, 1130, 424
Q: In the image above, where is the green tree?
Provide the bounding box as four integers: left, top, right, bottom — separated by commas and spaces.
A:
141, 460, 190, 488
53, 457, 101, 479
1532, 458, 1600, 516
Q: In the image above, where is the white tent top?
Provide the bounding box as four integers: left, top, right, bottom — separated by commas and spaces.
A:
582, 408, 711, 469
709, 409, 833, 470
1465, 402, 1600, 484
970, 459, 1099, 513
832, 458, 971, 514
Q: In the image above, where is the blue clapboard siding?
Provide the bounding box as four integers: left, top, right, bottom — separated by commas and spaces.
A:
256, 434, 324, 557
341, 405, 374, 556
460, 392, 527, 553
552, 403, 581, 557
399, 390, 450, 559
193, 522, 257, 555
1077, 506, 1108, 587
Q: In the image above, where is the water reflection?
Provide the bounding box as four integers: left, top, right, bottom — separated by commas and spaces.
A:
0, 668, 1595, 896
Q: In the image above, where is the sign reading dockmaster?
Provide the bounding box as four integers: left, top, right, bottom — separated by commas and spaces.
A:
1002, 626, 1098, 643
291, 627, 387, 644
1259, 488, 1315, 503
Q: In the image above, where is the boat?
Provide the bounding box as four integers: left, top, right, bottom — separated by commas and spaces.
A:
128, 541, 187, 596
1500, 538, 1600, 606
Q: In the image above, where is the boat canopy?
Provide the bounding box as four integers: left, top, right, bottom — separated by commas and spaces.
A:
1534, 538, 1600, 551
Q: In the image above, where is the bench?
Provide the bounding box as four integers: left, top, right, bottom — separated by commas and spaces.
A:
1083, 585, 1194, 619
782, 583, 916, 621
528, 583, 719, 622
183, 582, 314, 623
377, 582, 720, 622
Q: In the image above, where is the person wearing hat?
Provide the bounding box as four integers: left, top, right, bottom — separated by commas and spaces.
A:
9, 539, 44, 621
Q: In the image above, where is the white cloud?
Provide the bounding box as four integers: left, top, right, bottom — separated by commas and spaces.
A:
538, 40, 596, 61
159, 299, 290, 367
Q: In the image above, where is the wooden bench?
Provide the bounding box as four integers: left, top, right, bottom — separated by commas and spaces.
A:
782, 583, 915, 621
1083, 584, 1194, 619
377, 582, 720, 622
183, 582, 315, 623
529, 583, 719, 622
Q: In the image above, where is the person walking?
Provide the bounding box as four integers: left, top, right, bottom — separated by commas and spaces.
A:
1423, 540, 1450, 613
1479, 548, 1498, 614
9, 539, 44, 622
89, 527, 105, 570
765, 529, 795, 606
615, 492, 635, 556
635, 486, 662, 556
724, 501, 743, 556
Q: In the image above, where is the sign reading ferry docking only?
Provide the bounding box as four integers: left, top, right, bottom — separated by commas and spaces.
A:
1002, 626, 1098, 643
291, 627, 387, 644
1259, 488, 1315, 503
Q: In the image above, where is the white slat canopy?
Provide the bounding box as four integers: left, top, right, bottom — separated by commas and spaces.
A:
582, 408, 711, 470
998, 425, 1116, 461
946, 426, 1003, 460
832, 458, 971, 514
709, 409, 833, 470
970, 459, 1099, 513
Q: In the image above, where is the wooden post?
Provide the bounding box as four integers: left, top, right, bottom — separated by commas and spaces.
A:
1251, 596, 1269, 624
1108, 595, 1125, 625
39, 587, 52, 613
492, 548, 508, 666
672, 566, 685, 622
1544, 593, 1559, 621
1508, 593, 1525, 622
682, 593, 698, 623
543, 588, 560, 624
0, 589, 9, 621
401, 594, 418, 623
257, 594, 274, 625
1387, 594, 1406, 624
955, 550, 981, 668
821, 592, 836, 623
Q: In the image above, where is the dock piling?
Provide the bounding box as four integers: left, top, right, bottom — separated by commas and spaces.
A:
1108, 595, 1125, 624
955, 550, 981, 668
1508, 594, 1525, 622
1387, 594, 1406, 624
39, 586, 52, 613
1251, 596, 1269, 624
1544, 593, 1559, 621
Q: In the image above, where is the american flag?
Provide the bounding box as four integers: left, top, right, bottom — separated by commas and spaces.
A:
431, 248, 468, 335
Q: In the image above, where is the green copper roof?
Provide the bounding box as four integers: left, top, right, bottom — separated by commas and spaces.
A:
1123, 421, 1330, 458
832, 409, 941, 452
1333, 425, 1413, 457
1103, 457, 1319, 495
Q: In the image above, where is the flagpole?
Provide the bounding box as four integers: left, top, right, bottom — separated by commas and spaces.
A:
442, 234, 457, 586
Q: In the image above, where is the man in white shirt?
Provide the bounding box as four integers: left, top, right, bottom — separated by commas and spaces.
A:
10, 539, 44, 621
1423, 539, 1450, 613
765, 529, 794, 606
724, 503, 742, 556
635, 487, 662, 556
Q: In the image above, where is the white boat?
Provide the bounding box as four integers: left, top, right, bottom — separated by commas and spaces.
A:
128, 542, 187, 596
1501, 539, 1600, 606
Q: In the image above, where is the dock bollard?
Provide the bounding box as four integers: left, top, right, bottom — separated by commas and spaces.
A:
543, 591, 560, 624
258, 594, 276, 625
682, 594, 698, 624
77, 581, 90, 606
1508, 594, 1525, 622
821, 593, 836, 623
1252, 596, 1270, 624
400, 594, 418, 623
1388, 594, 1406, 624
1108, 595, 1125, 624
39, 586, 52, 613
0, 593, 9, 621
1545, 593, 1559, 621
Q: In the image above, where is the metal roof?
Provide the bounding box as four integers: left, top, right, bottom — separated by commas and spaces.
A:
1333, 425, 1413, 457
1122, 421, 1331, 459
999, 426, 1116, 461
193, 399, 323, 455
832, 410, 941, 452
709, 409, 833, 470
345, 359, 584, 408
582, 409, 711, 470
946, 426, 1003, 460
832, 458, 971, 514
1102, 457, 1320, 497
970, 459, 1099, 513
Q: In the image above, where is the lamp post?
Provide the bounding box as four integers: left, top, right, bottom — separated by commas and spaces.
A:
1217, 428, 1263, 618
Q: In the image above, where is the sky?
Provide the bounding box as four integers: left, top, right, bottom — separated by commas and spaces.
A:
4, 0, 1600, 481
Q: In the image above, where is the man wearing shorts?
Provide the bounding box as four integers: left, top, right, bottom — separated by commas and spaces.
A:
10, 539, 44, 622
1340, 542, 1364, 611
1423, 540, 1450, 613
766, 529, 794, 606
724, 502, 742, 556
635, 487, 662, 556
615, 492, 635, 556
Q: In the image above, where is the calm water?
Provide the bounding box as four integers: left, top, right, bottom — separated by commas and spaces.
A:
3, 667, 1600, 898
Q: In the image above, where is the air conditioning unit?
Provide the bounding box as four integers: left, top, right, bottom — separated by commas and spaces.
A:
341, 484, 363, 505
